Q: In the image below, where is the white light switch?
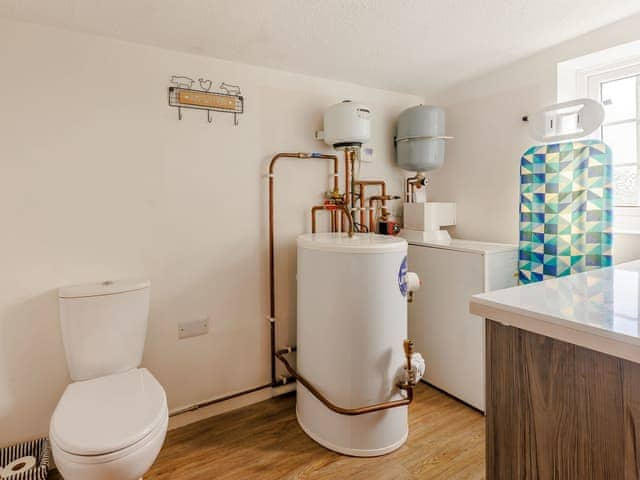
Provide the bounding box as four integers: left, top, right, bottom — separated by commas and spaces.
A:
179, 317, 209, 339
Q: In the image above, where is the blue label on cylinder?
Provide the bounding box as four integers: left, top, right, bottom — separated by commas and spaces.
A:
398, 256, 408, 297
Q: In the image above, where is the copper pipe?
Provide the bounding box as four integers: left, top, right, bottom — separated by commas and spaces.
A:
275, 340, 415, 416
169, 383, 272, 417
340, 204, 354, 236
311, 205, 324, 233
343, 150, 350, 232
369, 194, 399, 210
343, 149, 363, 231
354, 180, 381, 186
406, 174, 427, 203
369, 196, 385, 234
350, 150, 356, 224
311, 204, 353, 236
327, 157, 340, 232
359, 183, 365, 229
355, 180, 386, 232
369, 198, 376, 233
268, 152, 340, 385
354, 180, 387, 204
331, 158, 339, 192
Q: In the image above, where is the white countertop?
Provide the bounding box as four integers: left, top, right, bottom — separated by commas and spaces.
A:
470, 260, 640, 363
408, 238, 517, 255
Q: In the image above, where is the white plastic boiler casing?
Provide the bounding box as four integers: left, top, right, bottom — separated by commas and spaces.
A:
296, 233, 410, 456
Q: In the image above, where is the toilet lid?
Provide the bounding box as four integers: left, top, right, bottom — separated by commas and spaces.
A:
51, 368, 167, 456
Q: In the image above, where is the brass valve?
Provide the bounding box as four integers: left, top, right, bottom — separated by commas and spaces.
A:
324, 189, 343, 201
398, 339, 417, 390
404, 339, 415, 357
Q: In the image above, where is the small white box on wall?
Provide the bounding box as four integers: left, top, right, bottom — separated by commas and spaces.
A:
402, 202, 456, 243
404, 202, 456, 231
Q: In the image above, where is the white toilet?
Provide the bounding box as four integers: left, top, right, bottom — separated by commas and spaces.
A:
50, 279, 168, 480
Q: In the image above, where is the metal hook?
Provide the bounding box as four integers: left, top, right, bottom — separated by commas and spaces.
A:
178, 107, 182, 121
234, 113, 238, 127
207, 110, 213, 123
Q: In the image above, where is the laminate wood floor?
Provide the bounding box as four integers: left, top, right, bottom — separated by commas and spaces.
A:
51, 383, 485, 479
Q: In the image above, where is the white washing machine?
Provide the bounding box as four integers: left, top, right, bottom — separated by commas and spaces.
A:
407, 238, 517, 411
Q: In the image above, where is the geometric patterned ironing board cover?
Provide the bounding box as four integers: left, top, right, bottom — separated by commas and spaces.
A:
519, 140, 613, 284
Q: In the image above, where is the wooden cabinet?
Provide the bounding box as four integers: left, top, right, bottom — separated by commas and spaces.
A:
486, 319, 640, 479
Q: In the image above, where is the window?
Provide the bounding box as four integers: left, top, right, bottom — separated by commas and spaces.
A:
587, 65, 640, 207
558, 42, 640, 233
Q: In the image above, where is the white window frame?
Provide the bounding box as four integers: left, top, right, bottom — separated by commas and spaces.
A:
583, 61, 640, 233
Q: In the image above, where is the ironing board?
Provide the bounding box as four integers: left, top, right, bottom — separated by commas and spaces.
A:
518, 140, 613, 284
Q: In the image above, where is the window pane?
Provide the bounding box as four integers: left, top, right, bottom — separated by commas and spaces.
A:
613, 165, 639, 206
602, 122, 638, 165
601, 76, 637, 123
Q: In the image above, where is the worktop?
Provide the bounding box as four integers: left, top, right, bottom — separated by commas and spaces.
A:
470, 259, 640, 363
472, 260, 640, 479
408, 237, 517, 255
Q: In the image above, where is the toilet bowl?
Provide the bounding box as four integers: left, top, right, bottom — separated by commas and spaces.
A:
50, 368, 167, 480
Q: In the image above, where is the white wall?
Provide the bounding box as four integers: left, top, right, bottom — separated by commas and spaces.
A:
0, 18, 422, 446
429, 13, 640, 263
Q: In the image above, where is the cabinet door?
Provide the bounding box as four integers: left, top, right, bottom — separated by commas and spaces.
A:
408, 245, 485, 410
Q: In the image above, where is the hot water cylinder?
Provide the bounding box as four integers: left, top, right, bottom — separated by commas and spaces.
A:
296, 233, 415, 456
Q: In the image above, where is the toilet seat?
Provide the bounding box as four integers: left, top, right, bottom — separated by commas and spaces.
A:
49, 408, 167, 480
50, 368, 167, 457
50, 412, 167, 465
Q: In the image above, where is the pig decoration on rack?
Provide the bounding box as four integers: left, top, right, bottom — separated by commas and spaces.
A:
169, 75, 195, 89
219, 82, 242, 96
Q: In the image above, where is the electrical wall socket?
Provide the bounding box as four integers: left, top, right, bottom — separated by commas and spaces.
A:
178, 317, 209, 339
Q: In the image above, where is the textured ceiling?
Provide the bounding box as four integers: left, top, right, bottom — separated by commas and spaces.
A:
2, 0, 640, 96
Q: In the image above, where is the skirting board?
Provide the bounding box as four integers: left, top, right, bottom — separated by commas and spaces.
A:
168, 383, 296, 431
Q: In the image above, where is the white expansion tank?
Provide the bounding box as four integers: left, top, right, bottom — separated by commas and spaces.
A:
321, 100, 372, 148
